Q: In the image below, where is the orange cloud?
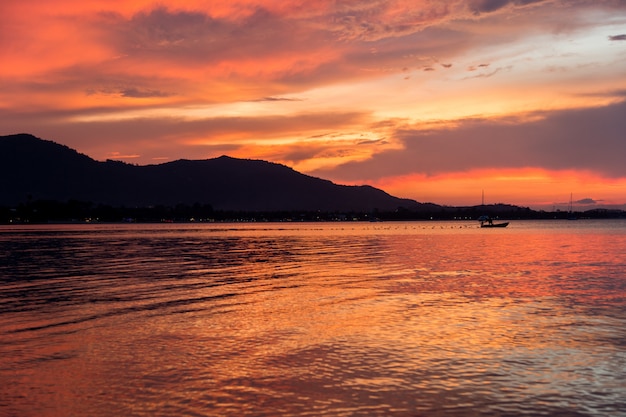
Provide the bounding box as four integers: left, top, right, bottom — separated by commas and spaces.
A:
1, 0, 626, 209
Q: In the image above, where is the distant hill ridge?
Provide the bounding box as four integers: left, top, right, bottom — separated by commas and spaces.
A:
0, 133, 429, 212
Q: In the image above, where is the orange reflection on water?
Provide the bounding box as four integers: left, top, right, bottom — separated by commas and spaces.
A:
1, 222, 625, 416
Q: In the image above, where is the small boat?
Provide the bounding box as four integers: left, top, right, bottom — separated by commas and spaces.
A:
477, 215, 509, 228
481, 221, 509, 228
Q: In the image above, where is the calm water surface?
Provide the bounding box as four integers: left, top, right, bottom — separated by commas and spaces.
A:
1, 220, 625, 416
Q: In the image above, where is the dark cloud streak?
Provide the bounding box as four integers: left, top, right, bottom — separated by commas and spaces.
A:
253, 97, 305, 102
120, 88, 172, 98
105, 7, 317, 67
469, 0, 548, 15
312, 100, 626, 180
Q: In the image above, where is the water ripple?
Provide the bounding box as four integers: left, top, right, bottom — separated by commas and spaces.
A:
1, 221, 625, 416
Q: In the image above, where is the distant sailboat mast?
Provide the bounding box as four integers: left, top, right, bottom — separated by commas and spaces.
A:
568, 193, 577, 220
569, 193, 573, 213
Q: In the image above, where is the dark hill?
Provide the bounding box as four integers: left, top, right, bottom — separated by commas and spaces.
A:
0, 133, 426, 212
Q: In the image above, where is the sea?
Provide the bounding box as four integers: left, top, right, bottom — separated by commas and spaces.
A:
1, 220, 625, 417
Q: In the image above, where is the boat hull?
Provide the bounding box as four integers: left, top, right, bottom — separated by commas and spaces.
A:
481, 222, 509, 228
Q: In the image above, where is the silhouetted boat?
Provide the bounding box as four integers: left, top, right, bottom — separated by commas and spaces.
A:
477, 215, 509, 228
480, 222, 509, 228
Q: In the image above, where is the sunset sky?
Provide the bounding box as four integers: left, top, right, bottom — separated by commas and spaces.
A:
1, 0, 625, 210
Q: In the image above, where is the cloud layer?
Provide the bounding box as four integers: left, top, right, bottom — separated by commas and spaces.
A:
312, 99, 626, 179
1, 0, 626, 207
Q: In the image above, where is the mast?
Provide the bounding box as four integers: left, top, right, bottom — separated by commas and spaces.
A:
569, 193, 573, 213
567, 193, 578, 220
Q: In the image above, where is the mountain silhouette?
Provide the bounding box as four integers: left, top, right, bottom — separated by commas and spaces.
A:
0, 134, 429, 212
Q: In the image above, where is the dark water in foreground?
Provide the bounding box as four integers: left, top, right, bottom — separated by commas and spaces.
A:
1, 220, 625, 416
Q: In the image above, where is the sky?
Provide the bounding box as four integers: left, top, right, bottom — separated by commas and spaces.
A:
1, 0, 626, 210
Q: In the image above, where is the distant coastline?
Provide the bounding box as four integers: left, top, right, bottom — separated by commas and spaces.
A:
1, 199, 623, 224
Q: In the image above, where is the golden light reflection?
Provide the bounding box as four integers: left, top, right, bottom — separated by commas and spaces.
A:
3, 224, 624, 415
